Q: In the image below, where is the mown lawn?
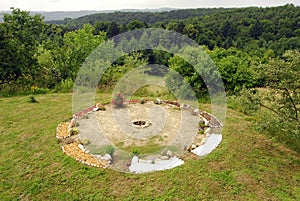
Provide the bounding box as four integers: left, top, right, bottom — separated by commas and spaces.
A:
0, 93, 299, 200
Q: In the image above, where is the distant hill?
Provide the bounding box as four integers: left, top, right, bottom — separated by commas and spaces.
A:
47, 8, 231, 29
0, 8, 177, 23
0, 10, 102, 22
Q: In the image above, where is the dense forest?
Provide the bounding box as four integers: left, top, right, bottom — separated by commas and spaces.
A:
0, 5, 299, 152
51, 4, 300, 54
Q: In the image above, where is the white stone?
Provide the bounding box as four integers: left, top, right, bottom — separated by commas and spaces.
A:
193, 109, 199, 115
131, 156, 139, 164
70, 118, 76, 127
147, 160, 154, 164
129, 156, 184, 174
166, 150, 173, 157
78, 144, 85, 151
204, 127, 211, 135
138, 159, 147, 163
93, 154, 102, 160
161, 155, 169, 160
102, 154, 112, 161
191, 134, 222, 157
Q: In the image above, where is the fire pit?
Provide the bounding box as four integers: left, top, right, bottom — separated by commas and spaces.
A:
131, 120, 151, 128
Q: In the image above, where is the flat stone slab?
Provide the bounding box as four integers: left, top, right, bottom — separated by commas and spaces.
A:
191, 134, 222, 157
129, 156, 184, 174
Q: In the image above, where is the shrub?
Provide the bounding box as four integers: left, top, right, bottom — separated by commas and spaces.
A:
104, 145, 115, 156
28, 94, 38, 103
82, 139, 90, 145
55, 78, 74, 93
112, 93, 124, 108
131, 147, 141, 156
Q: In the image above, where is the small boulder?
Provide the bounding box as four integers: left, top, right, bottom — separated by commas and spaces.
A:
166, 150, 173, 157
161, 155, 169, 160
78, 144, 85, 151
93, 154, 102, 160
69, 118, 76, 128
204, 127, 211, 135
67, 127, 73, 135
103, 153, 112, 161
181, 104, 190, 109
96, 103, 106, 111
131, 156, 139, 164
192, 109, 199, 115
147, 159, 155, 164
155, 98, 162, 104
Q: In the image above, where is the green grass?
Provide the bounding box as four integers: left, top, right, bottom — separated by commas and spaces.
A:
1, 93, 300, 200
130, 85, 177, 101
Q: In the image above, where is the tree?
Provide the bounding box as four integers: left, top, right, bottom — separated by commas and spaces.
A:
248, 50, 300, 152
35, 24, 106, 86
0, 8, 46, 87
257, 50, 300, 121
127, 20, 146, 30
209, 47, 260, 93
107, 22, 120, 38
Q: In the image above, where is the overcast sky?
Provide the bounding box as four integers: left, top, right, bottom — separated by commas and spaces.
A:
0, 0, 299, 11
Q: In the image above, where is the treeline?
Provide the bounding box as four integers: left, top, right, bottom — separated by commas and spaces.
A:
51, 4, 300, 55
49, 8, 229, 27
1, 5, 300, 95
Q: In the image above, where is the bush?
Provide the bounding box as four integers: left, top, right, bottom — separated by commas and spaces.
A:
131, 147, 141, 156
255, 109, 300, 153
227, 88, 260, 115
28, 94, 38, 103
54, 78, 74, 93
112, 93, 124, 108
104, 145, 115, 156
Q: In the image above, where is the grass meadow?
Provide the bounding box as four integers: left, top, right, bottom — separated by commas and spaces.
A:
0, 93, 299, 200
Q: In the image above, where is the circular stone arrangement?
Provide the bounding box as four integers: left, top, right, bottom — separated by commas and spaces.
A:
56, 99, 223, 173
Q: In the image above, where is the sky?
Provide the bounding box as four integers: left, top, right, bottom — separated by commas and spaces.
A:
0, 0, 299, 11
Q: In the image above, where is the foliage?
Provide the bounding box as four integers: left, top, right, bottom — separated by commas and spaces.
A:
36, 24, 106, 84
99, 52, 148, 90
0, 8, 46, 88
227, 88, 260, 115
104, 145, 115, 156
209, 47, 261, 93
244, 50, 300, 152
112, 93, 124, 108
28, 94, 38, 103
2, 6, 300, 97
256, 50, 300, 121
53, 4, 300, 55
131, 147, 141, 156
54, 78, 74, 93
